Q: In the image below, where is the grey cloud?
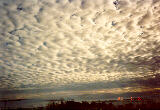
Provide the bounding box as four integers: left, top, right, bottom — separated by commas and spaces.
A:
131, 74, 160, 88
1, 74, 160, 100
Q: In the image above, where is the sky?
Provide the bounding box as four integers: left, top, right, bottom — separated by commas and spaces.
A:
0, 0, 160, 101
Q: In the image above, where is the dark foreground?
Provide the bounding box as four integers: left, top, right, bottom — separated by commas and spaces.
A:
1, 101, 160, 110
45, 101, 160, 110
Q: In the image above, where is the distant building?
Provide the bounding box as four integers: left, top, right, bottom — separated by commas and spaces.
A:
117, 97, 123, 101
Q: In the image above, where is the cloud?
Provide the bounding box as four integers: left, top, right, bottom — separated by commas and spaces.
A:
1, 75, 159, 100
0, 0, 160, 100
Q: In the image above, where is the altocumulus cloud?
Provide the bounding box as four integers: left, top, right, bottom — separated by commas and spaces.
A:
0, 0, 160, 100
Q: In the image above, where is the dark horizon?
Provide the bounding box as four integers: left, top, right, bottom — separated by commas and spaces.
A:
0, 91, 160, 109
0, 95, 160, 109
0, 0, 160, 109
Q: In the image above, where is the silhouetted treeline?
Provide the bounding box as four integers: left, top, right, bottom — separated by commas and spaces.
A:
1, 100, 160, 110
44, 101, 160, 110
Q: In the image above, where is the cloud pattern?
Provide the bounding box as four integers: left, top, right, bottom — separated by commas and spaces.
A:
0, 0, 160, 99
